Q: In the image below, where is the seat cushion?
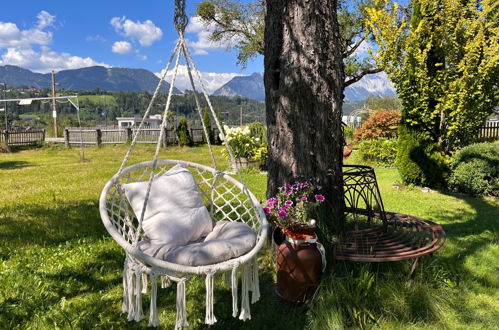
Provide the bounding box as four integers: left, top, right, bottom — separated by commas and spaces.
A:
123, 164, 213, 247
138, 221, 257, 267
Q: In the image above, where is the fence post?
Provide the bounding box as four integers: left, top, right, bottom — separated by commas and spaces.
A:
96, 129, 102, 147
2, 130, 9, 146
42, 129, 46, 144
126, 127, 133, 143
64, 129, 70, 147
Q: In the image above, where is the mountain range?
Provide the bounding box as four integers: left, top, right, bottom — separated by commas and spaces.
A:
0, 65, 395, 102
0, 65, 181, 94
214, 72, 396, 102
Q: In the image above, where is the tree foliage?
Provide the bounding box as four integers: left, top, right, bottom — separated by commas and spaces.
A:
196, 0, 387, 86
367, 0, 499, 151
354, 109, 401, 142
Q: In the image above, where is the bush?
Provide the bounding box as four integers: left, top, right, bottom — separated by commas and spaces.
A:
357, 139, 398, 166
343, 125, 354, 143
448, 143, 499, 196
396, 126, 449, 187
354, 110, 401, 142
246, 122, 267, 144
177, 118, 193, 146
202, 107, 214, 144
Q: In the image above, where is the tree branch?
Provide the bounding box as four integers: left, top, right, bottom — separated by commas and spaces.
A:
344, 68, 383, 87
343, 36, 367, 58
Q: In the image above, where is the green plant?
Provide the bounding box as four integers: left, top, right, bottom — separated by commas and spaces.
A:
396, 126, 449, 187
343, 125, 354, 143
202, 107, 215, 144
354, 110, 401, 142
357, 138, 397, 166
177, 118, 193, 146
448, 143, 499, 196
246, 122, 267, 144
253, 145, 268, 170
221, 125, 260, 159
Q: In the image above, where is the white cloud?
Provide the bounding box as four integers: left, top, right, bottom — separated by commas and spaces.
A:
0, 11, 108, 73
112, 41, 133, 54
111, 17, 162, 47
37, 10, 55, 29
86, 34, 106, 42
185, 16, 235, 55
156, 65, 242, 93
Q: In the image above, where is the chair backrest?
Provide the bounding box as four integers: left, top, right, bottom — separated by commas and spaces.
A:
101, 159, 262, 246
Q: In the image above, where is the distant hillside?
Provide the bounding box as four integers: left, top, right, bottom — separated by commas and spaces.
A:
214, 71, 396, 102
213, 72, 265, 101
0, 65, 181, 94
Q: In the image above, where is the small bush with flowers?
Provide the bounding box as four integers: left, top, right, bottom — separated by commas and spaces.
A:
221, 125, 267, 161
263, 178, 325, 229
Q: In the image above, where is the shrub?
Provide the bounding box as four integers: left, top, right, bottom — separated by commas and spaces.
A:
202, 107, 214, 144
354, 110, 401, 142
343, 125, 354, 143
357, 139, 398, 166
396, 126, 449, 187
246, 122, 268, 144
448, 143, 499, 196
177, 118, 193, 146
222, 125, 260, 159
253, 145, 268, 170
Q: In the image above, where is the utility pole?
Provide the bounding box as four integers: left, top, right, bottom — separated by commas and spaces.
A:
240, 105, 243, 127
1, 83, 7, 131
51, 71, 58, 137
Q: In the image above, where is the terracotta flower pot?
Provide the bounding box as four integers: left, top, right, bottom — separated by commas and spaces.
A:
230, 157, 260, 172
274, 226, 323, 303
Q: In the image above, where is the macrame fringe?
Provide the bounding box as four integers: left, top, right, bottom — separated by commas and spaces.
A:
142, 273, 148, 294
122, 264, 129, 313
239, 263, 251, 321
161, 275, 171, 288
134, 270, 144, 322
149, 274, 160, 327
250, 257, 260, 304
231, 266, 238, 317
205, 273, 217, 325
175, 279, 189, 330
126, 269, 135, 321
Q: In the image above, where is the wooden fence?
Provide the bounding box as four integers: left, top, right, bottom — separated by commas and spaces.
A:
477, 121, 499, 141
1, 129, 45, 147
64, 127, 219, 147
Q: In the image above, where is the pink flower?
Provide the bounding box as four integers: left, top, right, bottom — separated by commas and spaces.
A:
292, 184, 299, 190
278, 210, 287, 217
281, 205, 289, 210
285, 200, 294, 206
267, 198, 278, 205
315, 194, 325, 202
299, 196, 308, 202
285, 190, 293, 195
263, 207, 271, 215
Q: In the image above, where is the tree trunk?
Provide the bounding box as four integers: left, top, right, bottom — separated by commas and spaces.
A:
264, 0, 345, 230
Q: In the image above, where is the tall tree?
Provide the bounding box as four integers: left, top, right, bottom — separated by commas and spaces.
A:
196, 0, 383, 87
264, 0, 345, 226
367, 0, 499, 185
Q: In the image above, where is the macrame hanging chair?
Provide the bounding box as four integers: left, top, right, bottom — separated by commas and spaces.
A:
99, 2, 268, 328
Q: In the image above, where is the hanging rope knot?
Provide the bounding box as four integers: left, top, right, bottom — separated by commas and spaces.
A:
174, 0, 188, 33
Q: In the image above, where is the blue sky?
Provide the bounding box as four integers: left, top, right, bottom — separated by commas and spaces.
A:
0, 1, 263, 91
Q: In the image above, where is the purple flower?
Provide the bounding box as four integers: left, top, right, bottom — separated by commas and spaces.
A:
285, 184, 292, 189
317, 185, 322, 190
285, 190, 293, 195
281, 205, 289, 210
263, 207, 271, 215
315, 194, 325, 202
299, 196, 308, 202
292, 184, 299, 190
301, 182, 309, 188
285, 200, 294, 206
267, 198, 278, 205
278, 210, 287, 217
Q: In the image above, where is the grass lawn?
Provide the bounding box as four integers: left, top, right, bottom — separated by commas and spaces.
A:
0, 145, 497, 329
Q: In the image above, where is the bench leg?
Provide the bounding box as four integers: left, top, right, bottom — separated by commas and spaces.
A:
409, 257, 419, 278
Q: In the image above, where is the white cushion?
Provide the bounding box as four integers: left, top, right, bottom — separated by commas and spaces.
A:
123, 164, 213, 247
138, 221, 257, 266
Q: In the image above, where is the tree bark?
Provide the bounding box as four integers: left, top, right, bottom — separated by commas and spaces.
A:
264, 0, 345, 229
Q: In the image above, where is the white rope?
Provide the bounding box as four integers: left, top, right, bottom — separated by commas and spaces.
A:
239, 263, 251, 321
231, 266, 239, 317
149, 273, 160, 327
134, 270, 144, 321
117, 39, 181, 176
251, 257, 260, 304
126, 269, 135, 321
175, 278, 189, 329
122, 262, 129, 313
161, 275, 171, 289
141, 273, 148, 294
205, 272, 217, 325
181, 46, 217, 169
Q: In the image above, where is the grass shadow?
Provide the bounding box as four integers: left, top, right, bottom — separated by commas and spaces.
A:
0, 160, 33, 170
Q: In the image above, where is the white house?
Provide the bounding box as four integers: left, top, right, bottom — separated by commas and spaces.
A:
116, 114, 162, 128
